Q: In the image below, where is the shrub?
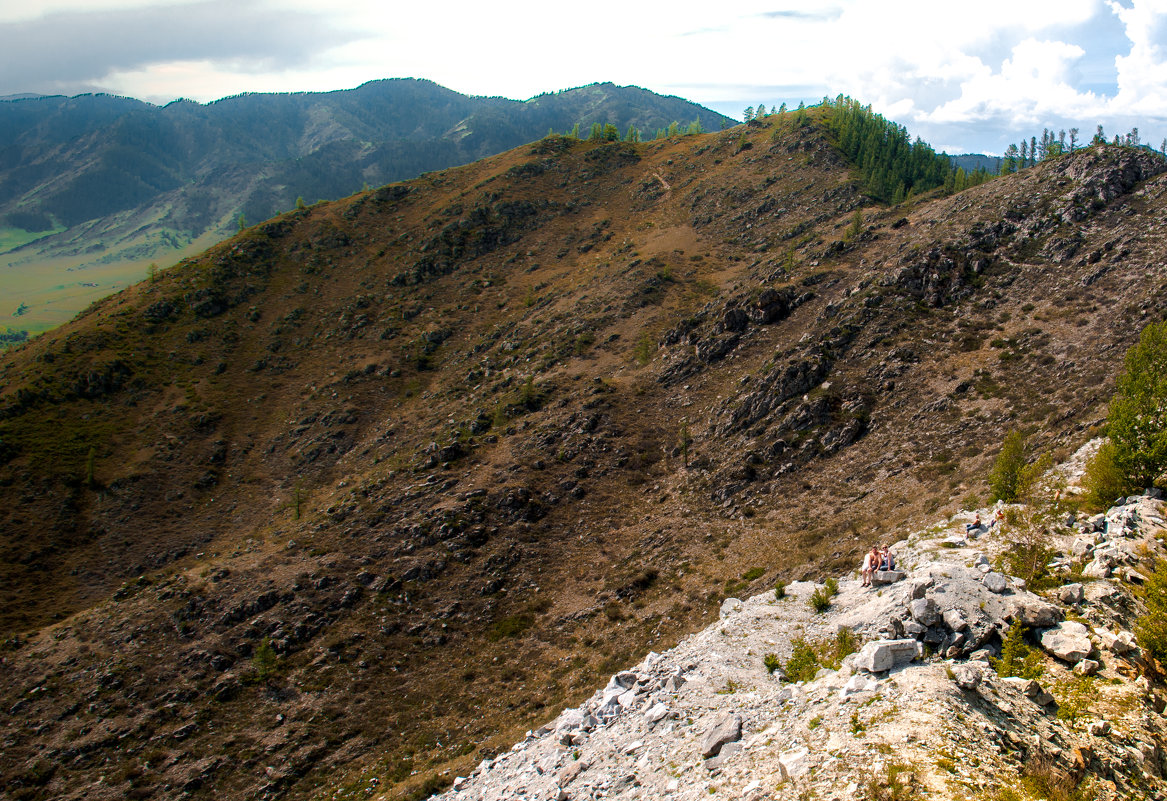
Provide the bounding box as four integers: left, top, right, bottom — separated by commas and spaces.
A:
828, 626, 859, 667
742, 567, 765, 582
867, 762, 922, 801
252, 636, 279, 683
774, 582, 786, 600
1107, 320, 1167, 490
1135, 559, 1167, 664
1081, 440, 1130, 511
995, 507, 1059, 591
782, 637, 821, 682
989, 430, 1048, 502
763, 653, 781, 674
808, 586, 832, 613
824, 577, 839, 596
991, 622, 1044, 680
487, 613, 534, 641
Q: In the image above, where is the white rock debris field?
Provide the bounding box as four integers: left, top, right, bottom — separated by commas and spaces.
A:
430, 491, 1167, 801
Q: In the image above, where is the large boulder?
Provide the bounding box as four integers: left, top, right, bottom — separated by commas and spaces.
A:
1040, 621, 1095, 663
854, 639, 921, 673
909, 598, 941, 627
700, 713, 742, 758
1008, 597, 1062, 628
983, 572, 1008, 594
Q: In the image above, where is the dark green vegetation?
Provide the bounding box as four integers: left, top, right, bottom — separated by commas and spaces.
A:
1080, 320, 1167, 509
1105, 321, 1167, 490
1136, 560, 1167, 664
822, 96, 991, 203
0, 104, 1166, 801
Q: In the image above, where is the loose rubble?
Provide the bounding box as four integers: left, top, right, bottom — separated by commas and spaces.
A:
432, 480, 1167, 801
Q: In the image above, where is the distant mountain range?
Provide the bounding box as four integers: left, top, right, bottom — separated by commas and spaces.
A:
0, 79, 733, 333
949, 153, 1003, 174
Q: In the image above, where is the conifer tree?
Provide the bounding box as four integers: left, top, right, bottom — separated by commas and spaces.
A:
1069, 127, 1079, 151
742, 106, 755, 123
624, 124, 640, 143
778, 102, 787, 113
1019, 140, 1027, 166
1093, 124, 1106, 145
1029, 136, 1037, 166
756, 103, 766, 117
1003, 143, 1019, 173
1106, 320, 1167, 489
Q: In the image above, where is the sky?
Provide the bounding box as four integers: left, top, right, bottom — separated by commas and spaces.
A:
1, 0, 1165, 156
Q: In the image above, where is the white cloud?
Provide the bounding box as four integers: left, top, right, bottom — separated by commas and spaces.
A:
3, 0, 1164, 153
1108, 0, 1167, 115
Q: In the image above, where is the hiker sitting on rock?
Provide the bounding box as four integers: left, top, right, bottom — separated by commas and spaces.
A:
965, 513, 981, 534
861, 545, 879, 587
878, 545, 895, 571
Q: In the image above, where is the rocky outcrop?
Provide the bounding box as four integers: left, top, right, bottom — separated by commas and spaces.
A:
437, 491, 1167, 801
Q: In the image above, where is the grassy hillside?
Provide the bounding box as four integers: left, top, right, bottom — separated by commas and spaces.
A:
0, 107, 1165, 801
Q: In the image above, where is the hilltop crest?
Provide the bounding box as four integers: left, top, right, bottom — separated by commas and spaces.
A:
1, 115, 1166, 800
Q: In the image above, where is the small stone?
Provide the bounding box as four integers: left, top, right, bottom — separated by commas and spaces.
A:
720, 598, 743, 619
1041, 621, 1095, 663
1058, 583, 1085, 605
951, 664, 981, 690
778, 747, 810, 780
1082, 559, 1111, 579
1089, 720, 1111, 737
983, 572, 1008, 593
839, 673, 878, 698
943, 609, 968, 631
1074, 658, 1100, 676
855, 639, 920, 673
645, 703, 670, 724
871, 570, 906, 585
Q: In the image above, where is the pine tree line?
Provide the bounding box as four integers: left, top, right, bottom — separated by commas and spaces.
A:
552, 119, 705, 143
820, 96, 983, 204
1001, 125, 1165, 173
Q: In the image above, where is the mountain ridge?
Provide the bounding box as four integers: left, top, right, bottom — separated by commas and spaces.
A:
0, 79, 732, 336
1, 109, 1166, 800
